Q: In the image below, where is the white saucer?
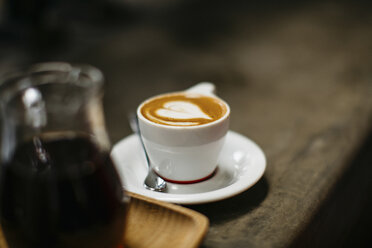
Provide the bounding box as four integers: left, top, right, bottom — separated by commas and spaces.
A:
111, 131, 266, 205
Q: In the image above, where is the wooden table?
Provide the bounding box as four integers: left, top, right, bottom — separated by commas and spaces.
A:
1, 1, 371, 247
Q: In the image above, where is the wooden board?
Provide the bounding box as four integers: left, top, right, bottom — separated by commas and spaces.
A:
0, 192, 209, 248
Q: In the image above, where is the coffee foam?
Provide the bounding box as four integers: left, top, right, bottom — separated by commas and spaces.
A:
140, 93, 227, 126
157, 101, 212, 119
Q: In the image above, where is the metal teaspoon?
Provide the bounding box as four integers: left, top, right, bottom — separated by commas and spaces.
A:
128, 113, 167, 192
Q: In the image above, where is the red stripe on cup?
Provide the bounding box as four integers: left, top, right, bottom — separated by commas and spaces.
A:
156, 168, 218, 184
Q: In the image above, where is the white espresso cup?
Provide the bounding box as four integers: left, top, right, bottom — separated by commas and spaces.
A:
137, 82, 230, 183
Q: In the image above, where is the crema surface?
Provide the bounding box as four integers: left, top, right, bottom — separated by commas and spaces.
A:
140, 93, 227, 126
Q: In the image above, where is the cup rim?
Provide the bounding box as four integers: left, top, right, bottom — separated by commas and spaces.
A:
137, 91, 230, 130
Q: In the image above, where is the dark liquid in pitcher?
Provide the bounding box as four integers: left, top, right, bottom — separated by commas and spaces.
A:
0, 135, 127, 248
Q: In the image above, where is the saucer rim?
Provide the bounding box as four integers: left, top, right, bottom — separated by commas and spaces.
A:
112, 130, 266, 205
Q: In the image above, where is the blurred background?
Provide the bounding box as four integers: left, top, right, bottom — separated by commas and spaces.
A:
0, 0, 371, 143
0, 0, 371, 247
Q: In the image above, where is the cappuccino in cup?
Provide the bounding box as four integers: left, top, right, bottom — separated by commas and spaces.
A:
137, 83, 230, 183
140, 92, 228, 127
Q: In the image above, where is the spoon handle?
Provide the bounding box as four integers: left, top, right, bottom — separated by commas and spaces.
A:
128, 113, 150, 168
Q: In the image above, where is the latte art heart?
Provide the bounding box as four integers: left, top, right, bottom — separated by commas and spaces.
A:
156, 101, 212, 120
140, 92, 227, 126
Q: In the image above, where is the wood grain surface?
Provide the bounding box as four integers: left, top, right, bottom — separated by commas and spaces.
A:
124, 192, 208, 248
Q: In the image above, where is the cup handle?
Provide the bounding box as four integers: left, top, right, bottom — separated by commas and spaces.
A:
185, 82, 216, 96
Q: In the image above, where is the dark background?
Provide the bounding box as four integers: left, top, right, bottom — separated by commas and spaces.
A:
1, 1, 371, 247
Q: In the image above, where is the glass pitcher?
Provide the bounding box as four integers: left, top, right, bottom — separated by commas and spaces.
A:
0, 62, 127, 248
